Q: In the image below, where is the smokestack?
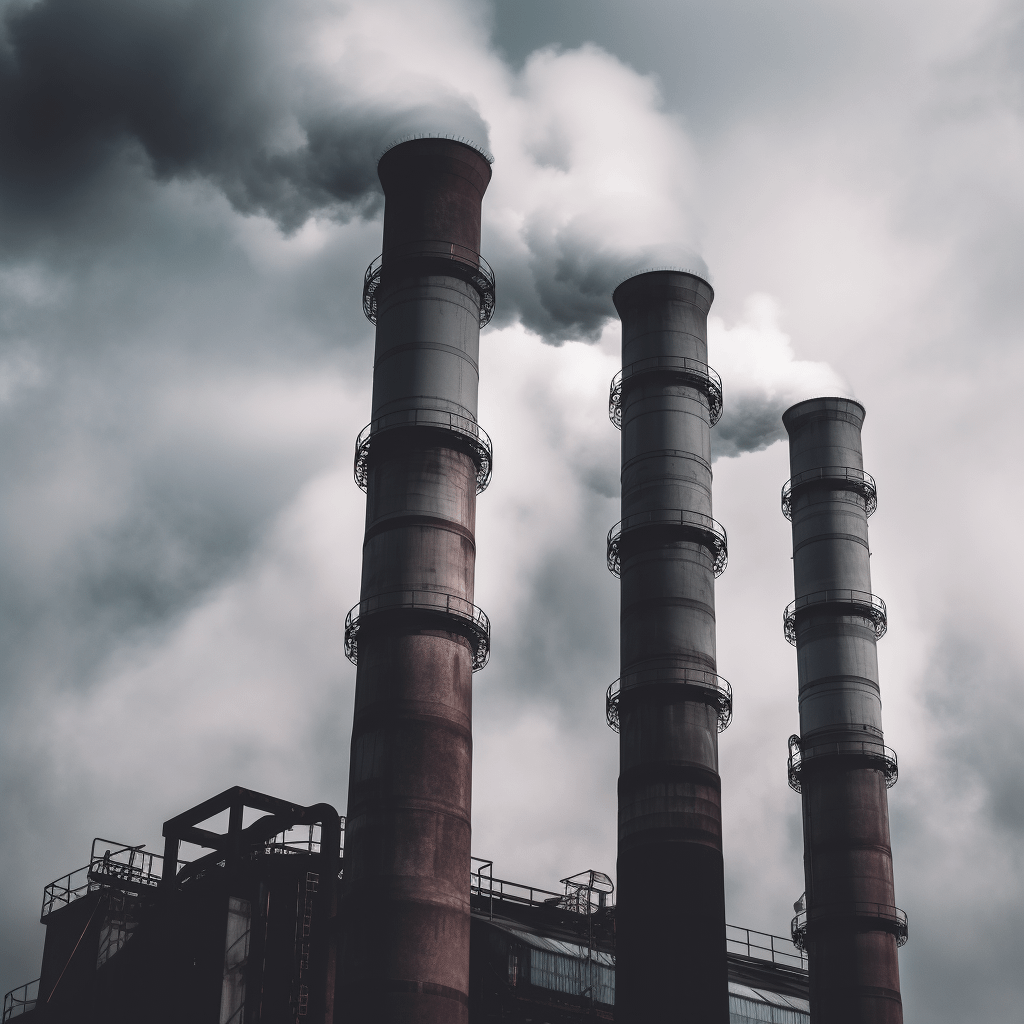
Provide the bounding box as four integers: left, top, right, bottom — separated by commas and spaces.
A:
606, 270, 732, 1023
782, 398, 906, 1023
339, 137, 494, 1023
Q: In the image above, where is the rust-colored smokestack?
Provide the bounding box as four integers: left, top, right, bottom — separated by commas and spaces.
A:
606, 270, 732, 1023
782, 398, 906, 1023
338, 137, 494, 1023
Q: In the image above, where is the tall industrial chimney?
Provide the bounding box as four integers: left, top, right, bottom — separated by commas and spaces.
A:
606, 269, 732, 1023
339, 138, 495, 1023
782, 398, 906, 1023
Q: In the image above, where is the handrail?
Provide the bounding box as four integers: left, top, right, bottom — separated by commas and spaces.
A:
783, 589, 887, 645
606, 672, 733, 733
263, 817, 346, 857
607, 509, 728, 578
345, 590, 491, 671
791, 903, 908, 950
787, 734, 898, 792
782, 466, 877, 520
608, 357, 723, 428
353, 410, 493, 493
42, 840, 184, 921
2, 980, 38, 1022
470, 872, 566, 910
362, 241, 496, 327
726, 924, 807, 971
469, 871, 807, 972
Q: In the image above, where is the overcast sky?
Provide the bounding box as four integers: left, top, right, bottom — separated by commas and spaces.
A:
1, 0, 1023, 1018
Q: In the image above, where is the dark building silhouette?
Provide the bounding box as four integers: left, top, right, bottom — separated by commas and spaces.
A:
2, 792, 810, 1023
3, 787, 340, 1024
782, 398, 906, 1023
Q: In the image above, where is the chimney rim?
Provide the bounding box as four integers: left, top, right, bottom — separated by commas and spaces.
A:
782, 396, 866, 433
378, 133, 494, 166
612, 267, 715, 316
615, 264, 713, 289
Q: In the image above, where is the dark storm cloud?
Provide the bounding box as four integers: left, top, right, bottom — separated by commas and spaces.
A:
491, 227, 713, 343
0, 0, 489, 234
510, 229, 622, 340
711, 395, 788, 460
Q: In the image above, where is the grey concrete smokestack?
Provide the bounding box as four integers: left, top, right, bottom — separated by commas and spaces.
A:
606, 270, 732, 1023
338, 137, 494, 1023
782, 397, 906, 1023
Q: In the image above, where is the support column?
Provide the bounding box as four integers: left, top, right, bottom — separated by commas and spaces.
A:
338, 138, 494, 1024
782, 397, 905, 1024
607, 270, 731, 1023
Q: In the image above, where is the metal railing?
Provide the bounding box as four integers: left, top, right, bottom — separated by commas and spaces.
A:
354, 409, 493, 493
726, 924, 807, 971
41, 839, 178, 921
264, 817, 346, 857
607, 509, 728, 578
782, 466, 877, 520
606, 672, 733, 733
362, 241, 496, 327
345, 590, 491, 671
2, 980, 38, 1022
608, 357, 723, 428
791, 903, 908, 950
470, 866, 808, 975
470, 871, 567, 911
783, 589, 887, 645
787, 734, 898, 792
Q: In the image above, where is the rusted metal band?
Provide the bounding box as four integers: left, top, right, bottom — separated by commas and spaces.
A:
363, 514, 476, 549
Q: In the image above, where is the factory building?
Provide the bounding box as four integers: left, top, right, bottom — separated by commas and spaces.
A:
2, 139, 903, 1023
2, 788, 810, 1023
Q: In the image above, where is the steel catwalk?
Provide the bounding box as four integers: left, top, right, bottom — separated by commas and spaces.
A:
608, 271, 731, 1023
339, 138, 493, 1024
782, 398, 905, 1024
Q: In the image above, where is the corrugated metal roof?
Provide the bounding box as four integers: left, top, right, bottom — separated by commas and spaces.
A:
729, 981, 810, 1012
479, 915, 809, 1014
490, 921, 615, 967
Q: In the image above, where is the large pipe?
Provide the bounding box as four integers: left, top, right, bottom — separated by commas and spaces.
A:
607, 270, 732, 1023
339, 137, 494, 1023
782, 398, 905, 1023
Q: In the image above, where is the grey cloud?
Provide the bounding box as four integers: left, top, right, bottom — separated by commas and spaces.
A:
925, 633, 1024, 835
493, 228, 711, 343
711, 394, 788, 461
513, 224, 623, 339
0, 0, 490, 235
1, 0, 695, 348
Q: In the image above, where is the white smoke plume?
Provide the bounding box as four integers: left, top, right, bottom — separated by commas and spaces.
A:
709, 294, 851, 460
